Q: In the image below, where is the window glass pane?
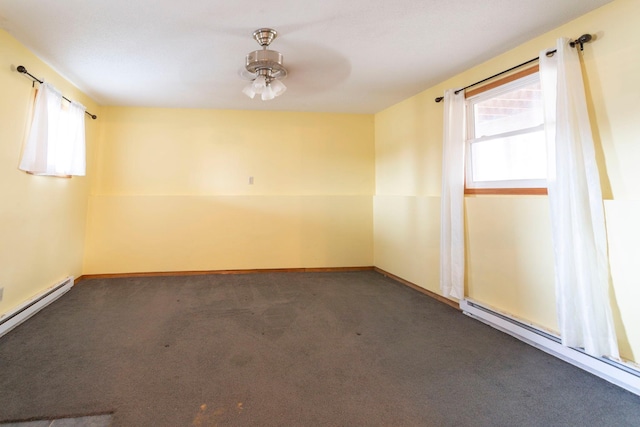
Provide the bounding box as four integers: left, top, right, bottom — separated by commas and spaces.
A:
470, 130, 546, 182
473, 81, 543, 138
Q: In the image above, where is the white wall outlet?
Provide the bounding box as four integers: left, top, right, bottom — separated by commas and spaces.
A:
249, 176, 254, 185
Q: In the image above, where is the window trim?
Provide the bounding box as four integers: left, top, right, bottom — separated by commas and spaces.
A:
464, 65, 547, 195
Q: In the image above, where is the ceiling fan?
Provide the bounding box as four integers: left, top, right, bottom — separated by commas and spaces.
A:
240, 28, 288, 101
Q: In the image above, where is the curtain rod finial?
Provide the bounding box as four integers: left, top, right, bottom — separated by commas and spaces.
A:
435, 96, 444, 103
570, 34, 593, 51
578, 34, 593, 44
17, 65, 27, 74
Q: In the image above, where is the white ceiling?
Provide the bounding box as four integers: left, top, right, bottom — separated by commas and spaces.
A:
0, 0, 612, 114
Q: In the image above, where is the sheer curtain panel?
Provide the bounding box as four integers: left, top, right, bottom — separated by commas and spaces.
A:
19, 82, 86, 176
539, 38, 619, 359
439, 89, 466, 300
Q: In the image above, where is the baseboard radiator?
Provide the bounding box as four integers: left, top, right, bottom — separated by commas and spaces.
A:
460, 298, 640, 396
0, 277, 73, 339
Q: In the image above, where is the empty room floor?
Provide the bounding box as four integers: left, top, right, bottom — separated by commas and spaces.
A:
1, 271, 639, 426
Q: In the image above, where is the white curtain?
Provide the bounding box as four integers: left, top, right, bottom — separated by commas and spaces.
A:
19, 82, 86, 176
61, 100, 87, 175
539, 38, 619, 358
440, 89, 466, 300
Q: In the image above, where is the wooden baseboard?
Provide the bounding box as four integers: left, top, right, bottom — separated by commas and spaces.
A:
373, 267, 460, 311
76, 266, 375, 282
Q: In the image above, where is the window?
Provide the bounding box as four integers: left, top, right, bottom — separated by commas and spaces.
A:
19, 82, 86, 177
465, 67, 546, 194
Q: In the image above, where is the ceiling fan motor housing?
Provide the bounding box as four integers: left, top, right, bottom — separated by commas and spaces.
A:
245, 49, 287, 79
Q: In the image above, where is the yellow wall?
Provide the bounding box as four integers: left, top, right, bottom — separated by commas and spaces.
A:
3, 0, 637, 366
374, 0, 640, 362
84, 108, 374, 273
0, 30, 100, 315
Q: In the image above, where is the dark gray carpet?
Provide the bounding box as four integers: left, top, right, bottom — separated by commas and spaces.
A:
0, 271, 638, 426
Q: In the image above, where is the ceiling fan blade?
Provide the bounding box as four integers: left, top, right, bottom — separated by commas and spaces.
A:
238, 68, 257, 81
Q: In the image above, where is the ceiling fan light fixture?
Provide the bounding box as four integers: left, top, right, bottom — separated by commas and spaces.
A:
252, 75, 267, 94
269, 78, 287, 97
241, 28, 288, 101
261, 84, 276, 101
242, 83, 257, 99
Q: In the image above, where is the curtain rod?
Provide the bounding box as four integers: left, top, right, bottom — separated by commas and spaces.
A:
16, 65, 98, 119
434, 34, 593, 103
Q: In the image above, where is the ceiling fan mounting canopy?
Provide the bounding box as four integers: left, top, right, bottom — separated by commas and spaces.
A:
253, 28, 278, 47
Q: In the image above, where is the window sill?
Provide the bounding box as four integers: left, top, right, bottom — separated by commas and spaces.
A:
465, 188, 547, 195
26, 171, 72, 178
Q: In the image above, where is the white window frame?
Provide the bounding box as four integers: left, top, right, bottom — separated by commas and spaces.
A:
465, 71, 546, 191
